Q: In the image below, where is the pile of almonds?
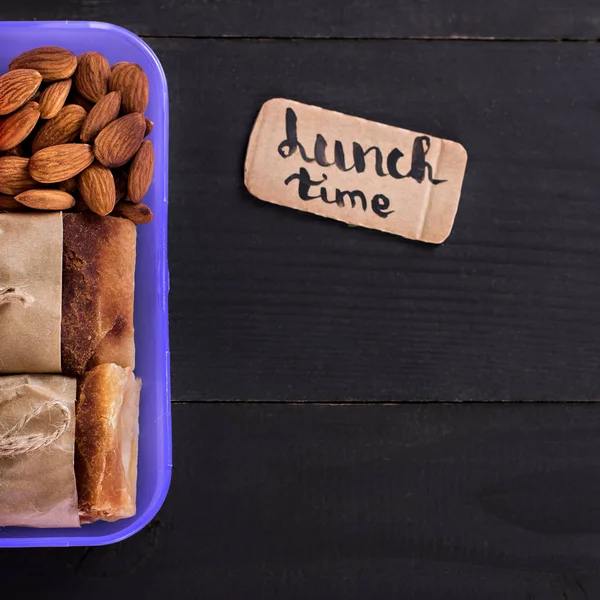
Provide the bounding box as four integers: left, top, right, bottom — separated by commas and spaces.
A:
0, 46, 154, 225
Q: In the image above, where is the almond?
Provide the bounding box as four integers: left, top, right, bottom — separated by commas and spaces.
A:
0, 156, 37, 195
0, 102, 40, 151
72, 197, 91, 213
0, 194, 26, 212
109, 62, 149, 114
15, 188, 75, 210
74, 52, 110, 102
112, 200, 153, 224
29, 143, 94, 183
0, 144, 26, 158
80, 91, 121, 143
32, 104, 87, 153
111, 62, 129, 72
68, 89, 95, 112
144, 117, 154, 137
0, 69, 42, 116
59, 177, 78, 194
128, 139, 154, 202
38, 78, 72, 119
94, 112, 145, 168
10, 46, 77, 82
114, 168, 128, 201
78, 162, 116, 216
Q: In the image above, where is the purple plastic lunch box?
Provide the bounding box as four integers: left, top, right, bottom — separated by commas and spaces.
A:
0, 21, 172, 547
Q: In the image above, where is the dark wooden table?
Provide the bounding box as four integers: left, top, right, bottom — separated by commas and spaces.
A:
4, 2, 600, 598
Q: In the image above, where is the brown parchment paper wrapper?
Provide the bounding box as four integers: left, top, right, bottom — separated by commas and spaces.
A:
0, 374, 79, 528
0, 213, 62, 373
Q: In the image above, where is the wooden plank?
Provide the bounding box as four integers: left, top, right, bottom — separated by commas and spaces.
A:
3, 1, 600, 39
151, 38, 600, 402
3, 402, 600, 598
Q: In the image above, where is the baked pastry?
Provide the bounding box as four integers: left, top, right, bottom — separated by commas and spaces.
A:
75, 363, 141, 524
0, 213, 136, 376
62, 213, 136, 375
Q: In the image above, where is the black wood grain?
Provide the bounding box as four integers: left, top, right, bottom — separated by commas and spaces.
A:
155, 38, 600, 402
3, 402, 600, 599
3, 1, 600, 39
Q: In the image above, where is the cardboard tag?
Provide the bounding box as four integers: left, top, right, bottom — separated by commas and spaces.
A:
244, 99, 468, 243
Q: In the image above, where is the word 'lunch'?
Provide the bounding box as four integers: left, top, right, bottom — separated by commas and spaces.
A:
279, 107, 444, 219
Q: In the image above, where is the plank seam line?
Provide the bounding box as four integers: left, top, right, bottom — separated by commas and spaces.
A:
141, 35, 600, 43
171, 399, 600, 405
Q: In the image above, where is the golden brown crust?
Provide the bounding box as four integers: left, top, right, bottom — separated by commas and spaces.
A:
75, 363, 140, 523
61, 213, 136, 375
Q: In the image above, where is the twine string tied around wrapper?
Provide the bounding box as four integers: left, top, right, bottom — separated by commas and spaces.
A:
0, 286, 34, 307
0, 400, 71, 458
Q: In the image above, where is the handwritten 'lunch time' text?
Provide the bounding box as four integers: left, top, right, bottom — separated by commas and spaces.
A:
279, 107, 445, 219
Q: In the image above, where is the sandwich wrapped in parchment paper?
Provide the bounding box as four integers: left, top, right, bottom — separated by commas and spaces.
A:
0, 374, 79, 528
0, 212, 136, 375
